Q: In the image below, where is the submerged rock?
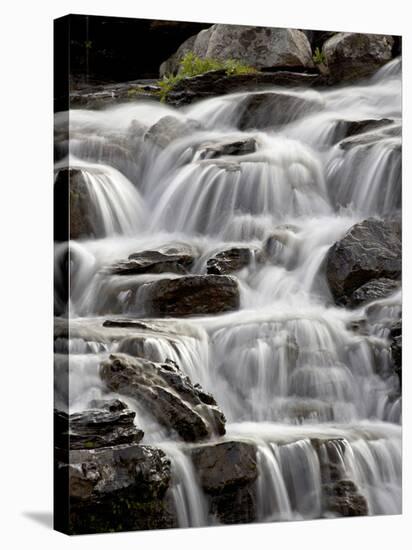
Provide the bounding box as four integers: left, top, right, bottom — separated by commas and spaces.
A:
145, 275, 240, 317
55, 404, 144, 450
311, 438, 368, 517
339, 118, 394, 139
206, 247, 253, 275
100, 353, 226, 442
326, 218, 401, 306
144, 115, 200, 149
197, 137, 257, 159
190, 441, 258, 524
110, 244, 196, 276
236, 91, 323, 130
323, 32, 394, 82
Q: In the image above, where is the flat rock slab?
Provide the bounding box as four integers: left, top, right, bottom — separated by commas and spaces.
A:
146, 275, 240, 317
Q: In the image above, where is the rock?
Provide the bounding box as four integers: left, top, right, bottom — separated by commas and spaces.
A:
54, 168, 100, 240
323, 32, 394, 82
206, 247, 253, 275
235, 91, 323, 130
145, 275, 240, 317
56, 442, 174, 534
54, 404, 144, 450
100, 353, 225, 442
166, 71, 327, 106
311, 438, 368, 517
390, 320, 402, 385
340, 118, 394, 139
197, 137, 257, 159
190, 441, 258, 524
263, 225, 300, 267
348, 278, 400, 307
110, 244, 196, 276
144, 116, 200, 149
160, 25, 314, 76
326, 218, 401, 306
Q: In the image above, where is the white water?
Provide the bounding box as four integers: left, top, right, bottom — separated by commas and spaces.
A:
55, 58, 402, 525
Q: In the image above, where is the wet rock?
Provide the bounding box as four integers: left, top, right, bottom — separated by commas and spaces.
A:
339, 118, 394, 139
190, 441, 258, 524
326, 218, 401, 306
236, 91, 323, 130
263, 225, 300, 267
166, 71, 327, 106
206, 247, 253, 275
160, 25, 314, 75
54, 404, 144, 451
323, 32, 394, 82
144, 115, 200, 149
110, 244, 196, 276
56, 442, 174, 533
390, 319, 402, 385
349, 278, 400, 307
146, 275, 240, 317
54, 168, 100, 240
324, 479, 369, 517
311, 438, 368, 517
338, 122, 401, 151
101, 353, 225, 442
197, 137, 257, 159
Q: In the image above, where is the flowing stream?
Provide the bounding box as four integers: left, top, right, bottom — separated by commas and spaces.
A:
55, 58, 402, 525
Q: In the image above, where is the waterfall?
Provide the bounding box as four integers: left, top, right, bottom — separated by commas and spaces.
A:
56, 56, 402, 525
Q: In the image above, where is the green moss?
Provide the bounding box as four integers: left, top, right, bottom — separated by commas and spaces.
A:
157, 52, 258, 102
313, 47, 326, 65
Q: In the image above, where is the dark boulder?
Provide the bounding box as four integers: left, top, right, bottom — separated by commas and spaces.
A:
100, 353, 225, 442
206, 247, 253, 275
236, 91, 323, 130
390, 320, 402, 385
326, 218, 401, 306
56, 442, 174, 534
55, 405, 144, 451
145, 275, 240, 317
110, 244, 196, 276
348, 278, 400, 307
323, 32, 394, 83
340, 118, 394, 139
54, 168, 99, 240
190, 441, 258, 524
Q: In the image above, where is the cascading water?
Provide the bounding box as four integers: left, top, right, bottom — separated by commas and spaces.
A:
55, 57, 402, 525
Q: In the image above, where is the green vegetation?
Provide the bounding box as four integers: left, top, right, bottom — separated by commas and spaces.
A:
157, 52, 258, 102
313, 47, 326, 65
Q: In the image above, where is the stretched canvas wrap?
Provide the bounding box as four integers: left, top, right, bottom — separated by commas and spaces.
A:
54, 14, 402, 535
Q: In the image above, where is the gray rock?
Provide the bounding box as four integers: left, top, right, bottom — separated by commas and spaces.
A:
100, 353, 226, 442
146, 275, 240, 317
144, 116, 200, 149
326, 218, 401, 306
323, 32, 394, 82
197, 137, 257, 159
236, 91, 323, 130
160, 25, 314, 76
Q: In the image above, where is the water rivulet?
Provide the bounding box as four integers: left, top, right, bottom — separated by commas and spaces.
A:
55, 58, 402, 528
